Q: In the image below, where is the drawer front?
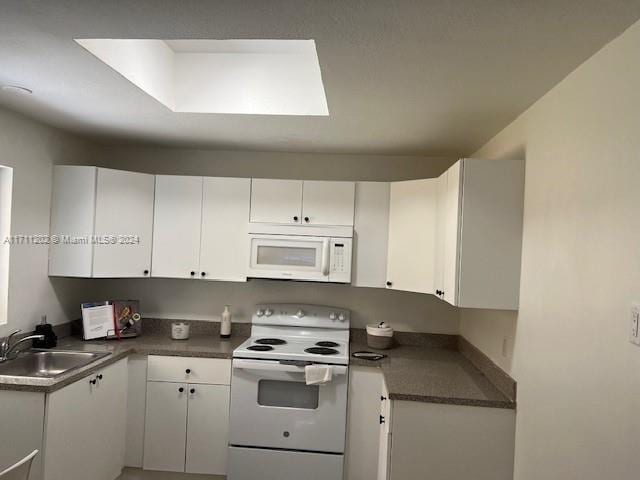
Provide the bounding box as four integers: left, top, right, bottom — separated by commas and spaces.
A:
147, 355, 231, 385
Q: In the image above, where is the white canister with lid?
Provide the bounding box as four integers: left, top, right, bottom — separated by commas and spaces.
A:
366, 322, 394, 349
171, 322, 190, 340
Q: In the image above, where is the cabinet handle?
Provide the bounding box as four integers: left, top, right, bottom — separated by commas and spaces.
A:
386, 281, 392, 287
89, 378, 97, 385
178, 387, 184, 393
143, 269, 149, 275
190, 388, 196, 394
381, 395, 387, 401
293, 216, 299, 222
379, 415, 385, 424
97, 374, 103, 380
304, 217, 310, 223
190, 271, 196, 276
201, 272, 206, 277
185, 369, 191, 374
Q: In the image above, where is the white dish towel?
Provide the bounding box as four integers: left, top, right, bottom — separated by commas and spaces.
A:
305, 365, 333, 385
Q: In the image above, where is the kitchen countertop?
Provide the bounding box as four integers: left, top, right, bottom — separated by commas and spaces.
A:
0, 333, 247, 393
350, 342, 516, 409
0, 333, 514, 409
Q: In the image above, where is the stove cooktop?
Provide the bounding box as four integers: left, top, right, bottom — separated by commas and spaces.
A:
234, 336, 349, 365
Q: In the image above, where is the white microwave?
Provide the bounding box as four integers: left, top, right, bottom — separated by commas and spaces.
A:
247, 224, 352, 283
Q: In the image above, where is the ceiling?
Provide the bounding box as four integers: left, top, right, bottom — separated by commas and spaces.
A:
1, 0, 639, 156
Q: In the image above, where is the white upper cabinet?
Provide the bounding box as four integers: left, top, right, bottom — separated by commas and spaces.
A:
250, 179, 303, 224
352, 182, 390, 288
250, 179, 356, 226
152, 175, 203, 279
199, 177, 251, 281
301, 181, 355, 226
152, 176, 251, 282
49, 166, 155, 278
433, 159, 525, 309
385, 179, 437, 294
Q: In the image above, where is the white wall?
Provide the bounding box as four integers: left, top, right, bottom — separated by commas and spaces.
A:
0, 107, 96, 335
460, 19, 640, 480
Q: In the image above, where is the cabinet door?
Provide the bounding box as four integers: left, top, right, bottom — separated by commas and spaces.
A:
44, 359, 127, 480
92, 359, 128, 480
92, 168, 155, 277
378, 381, 392, 480
345, 366, 383, 480
48, 166, 96, 277
199, 177, 251, 281
386, 179, 437, 294
249, 179, 303, 224
185, 384, 230, 475
301, 181, 355, 226
143, 382, 188, 472
353, 182, 390, 288
442, 162, 462, 305
151, 175, 203, 279
433, 172, 448, 296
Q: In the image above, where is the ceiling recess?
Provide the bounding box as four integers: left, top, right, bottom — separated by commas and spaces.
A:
75, 39, 329, 116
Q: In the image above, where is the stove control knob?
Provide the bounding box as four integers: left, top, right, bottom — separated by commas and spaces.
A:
338, 313, 346, 321
265, 308, 273, 317
256, 309, 265, 317
295, 309, 306, 318
329, 312, 337, 320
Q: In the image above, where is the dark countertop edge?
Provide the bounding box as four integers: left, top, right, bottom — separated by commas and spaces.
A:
0, 341, 244, 394
388, 392, 516, 409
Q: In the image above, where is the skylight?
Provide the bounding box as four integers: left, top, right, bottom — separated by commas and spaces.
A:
76, 39, 329, 116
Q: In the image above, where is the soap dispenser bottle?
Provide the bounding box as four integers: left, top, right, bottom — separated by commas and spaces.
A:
220, 305, 232, 339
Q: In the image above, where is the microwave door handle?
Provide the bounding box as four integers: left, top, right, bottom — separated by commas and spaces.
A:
321, 239, 330, 276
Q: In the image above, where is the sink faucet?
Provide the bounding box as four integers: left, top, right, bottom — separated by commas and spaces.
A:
0, 330, 45, 363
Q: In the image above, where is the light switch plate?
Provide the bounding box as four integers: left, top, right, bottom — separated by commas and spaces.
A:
630, 303, 640, 346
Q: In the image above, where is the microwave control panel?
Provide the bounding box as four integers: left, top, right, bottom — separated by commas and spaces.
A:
329, 238, 352, 283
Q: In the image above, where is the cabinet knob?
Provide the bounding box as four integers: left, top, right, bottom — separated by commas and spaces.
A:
89, 378, 97, 385
304, 217, 310, 223
190, 388, 196, 394
201, 272, 206, 277
97, 374, 103, 380
293, 216, 299, 222
178, 387, 184, 393
381, 395, 387, 401
185, 368, 191, 374
190, 271, 196, 276
386, 281, 392, 287
380, 415, 385, 424
143, 269, 149, 275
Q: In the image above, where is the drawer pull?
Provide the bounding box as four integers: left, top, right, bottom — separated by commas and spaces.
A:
185, 368, 191, 374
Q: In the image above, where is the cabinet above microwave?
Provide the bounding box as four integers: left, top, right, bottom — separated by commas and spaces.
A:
249, 179, 355, 226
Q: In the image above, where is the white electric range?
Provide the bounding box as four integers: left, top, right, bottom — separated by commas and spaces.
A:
228, 304, 350, 480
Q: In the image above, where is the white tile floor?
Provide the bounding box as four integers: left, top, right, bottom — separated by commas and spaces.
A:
116, 467, 224, 480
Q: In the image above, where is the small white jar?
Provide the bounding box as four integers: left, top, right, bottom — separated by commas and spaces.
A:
171, 322, 190, 340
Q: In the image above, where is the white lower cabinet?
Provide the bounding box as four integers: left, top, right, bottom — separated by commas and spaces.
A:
143, 356, 231, 476
347, 368, 516, 480
44, 358, 128, 480
185, 383, 230, 474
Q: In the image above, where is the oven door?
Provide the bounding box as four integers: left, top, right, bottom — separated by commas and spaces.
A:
248, 235, 330, 281
229, 359, 348, 453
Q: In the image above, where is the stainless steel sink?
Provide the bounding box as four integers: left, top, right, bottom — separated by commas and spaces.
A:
0, 349, 111, 379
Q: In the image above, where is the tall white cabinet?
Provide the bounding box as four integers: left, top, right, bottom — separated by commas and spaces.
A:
151, 175, 251, 281
49, 166, 155, 277
385, 179, 437, 294
433, 159, 525, 309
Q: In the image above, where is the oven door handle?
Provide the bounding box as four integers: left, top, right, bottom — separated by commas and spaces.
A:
233, 359, 348, 375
